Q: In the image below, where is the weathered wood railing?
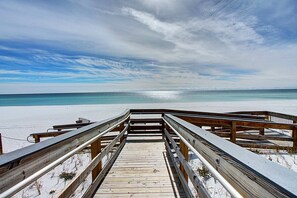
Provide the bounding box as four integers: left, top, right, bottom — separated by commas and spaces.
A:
0, 109, 297, 198
178, 113, 297, 150
229, 110, 297, 124
0, 110, 130, 197
163, 114, 297, 198
29, 119, 94, 143
131, 109, 297, 150
58, 123, 128, 198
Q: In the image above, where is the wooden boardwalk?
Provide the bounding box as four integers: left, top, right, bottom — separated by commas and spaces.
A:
1, 109, 297, 197
94, 136, 187, 198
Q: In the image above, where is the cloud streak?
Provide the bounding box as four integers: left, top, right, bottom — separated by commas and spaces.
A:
0, 0, 296, 93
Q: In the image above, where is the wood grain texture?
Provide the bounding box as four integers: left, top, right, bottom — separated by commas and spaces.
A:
95, 140, 186, 197
0, 134, 2, 155
164, 114, 297, 198
164, 129, 210, 198
0, 110, 130, 193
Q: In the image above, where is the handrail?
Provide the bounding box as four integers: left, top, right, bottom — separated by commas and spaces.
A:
58, 124, 129, 198
130, 109, 266, 120
163, 128, 210, 198
228, 110, 297, 122
163, 117, 243, 198
0, 109, 130, 194
177, 113, 296, 130
0, 119, 127, 198
164, 114, 297, 197
0, 109, 130, 167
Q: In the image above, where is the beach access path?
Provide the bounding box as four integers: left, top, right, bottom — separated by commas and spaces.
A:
95, 135, 186, 198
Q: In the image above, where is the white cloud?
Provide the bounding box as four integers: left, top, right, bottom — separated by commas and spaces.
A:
0, 0, 296, 93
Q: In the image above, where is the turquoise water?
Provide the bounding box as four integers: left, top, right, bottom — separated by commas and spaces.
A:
0, 89, 296, 106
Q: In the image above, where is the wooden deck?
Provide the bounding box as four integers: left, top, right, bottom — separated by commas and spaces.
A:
94, 136, 186, 198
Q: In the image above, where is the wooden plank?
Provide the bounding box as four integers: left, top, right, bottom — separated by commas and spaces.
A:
130, 118, 162, 124
30, 131, 69, 138
212, 131, 293, 143
94, 193, 187, 198
96, 187, 184, 193
127, 134, 163, 142
228, 111, 268, 116
210, 126, 258, 132
95, 141, 186, 197
267, 111, 297, 123
130, 109, 266, 120
53, 122, 94, 130
129, 125, 162, 130
235, 133, 292, 142
31, 132, 117, 144
211, 131, 230, 138
128, 130, 162, 134
178, 115, 296, 130
237, 143, 292, 151
99, 176, 177, 182
100, 179, 178, 185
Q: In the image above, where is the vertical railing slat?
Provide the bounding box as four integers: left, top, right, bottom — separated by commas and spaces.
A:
91, 138, 102, 181
0, 133, 3, 155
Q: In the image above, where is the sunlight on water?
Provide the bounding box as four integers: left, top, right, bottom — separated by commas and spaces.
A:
1, 89, 297, 106
139, 91, 181, 100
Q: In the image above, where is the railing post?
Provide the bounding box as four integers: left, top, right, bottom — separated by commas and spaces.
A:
293, 127, 297, 151
119, 122, 126, 143
259, 128, 265, 135
265, 114, 269, 121
127, 120, 131, 136
161, 113, 165, 139
91, 138, 102, 181
180, 140, 188, 183
0, 133, 3, 155
231, 121, 236, 143
33, 135, 40, 143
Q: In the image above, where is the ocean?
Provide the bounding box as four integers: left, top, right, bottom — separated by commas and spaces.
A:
0, 89, 296, 106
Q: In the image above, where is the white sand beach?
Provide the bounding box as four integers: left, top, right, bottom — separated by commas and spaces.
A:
1, 100, 297, 153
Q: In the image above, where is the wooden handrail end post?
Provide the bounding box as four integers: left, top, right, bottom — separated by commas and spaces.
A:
180, 140, 188, 183
0, 133, 3, 155
293, 127, 297, 151
231, 121, 236, 143
91, 138, 102, 181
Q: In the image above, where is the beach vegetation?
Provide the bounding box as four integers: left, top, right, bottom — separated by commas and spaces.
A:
198, 165, 210, 179
59, 172, 76, 181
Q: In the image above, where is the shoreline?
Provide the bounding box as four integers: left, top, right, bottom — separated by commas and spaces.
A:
1, 100, 297, 153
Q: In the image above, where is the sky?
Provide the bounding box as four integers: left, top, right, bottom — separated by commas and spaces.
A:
0, 0, 297, 93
